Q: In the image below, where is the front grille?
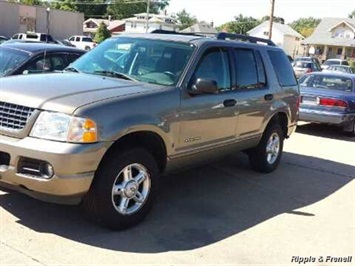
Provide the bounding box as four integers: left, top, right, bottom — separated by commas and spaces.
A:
0, 102, 35, 131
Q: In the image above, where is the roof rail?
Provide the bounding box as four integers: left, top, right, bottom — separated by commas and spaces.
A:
216, 33, 276, 46
150, 29, 205, 37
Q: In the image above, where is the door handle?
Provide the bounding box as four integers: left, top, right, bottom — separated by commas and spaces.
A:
264, 94, 274, 101
223, 99, 237, 107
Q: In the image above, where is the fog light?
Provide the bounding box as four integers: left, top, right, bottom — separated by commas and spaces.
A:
40, 162, 54, 179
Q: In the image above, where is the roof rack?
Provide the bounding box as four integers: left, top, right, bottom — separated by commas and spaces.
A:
150, 29, 205, 37
216, 33, 276, 46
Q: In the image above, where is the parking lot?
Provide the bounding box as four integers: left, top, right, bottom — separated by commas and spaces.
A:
0, 123, 354, 265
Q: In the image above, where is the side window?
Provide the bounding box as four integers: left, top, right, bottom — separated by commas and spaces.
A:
268, 50, 297, 86
67, 54, 81, 64
75, 37, 80, 42
234, 49, 265, 89
193, 48, 231, 91
22, 56, 66, 73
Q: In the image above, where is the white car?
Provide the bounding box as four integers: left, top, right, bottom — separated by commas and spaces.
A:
11, 32, 55, 43
68, 35, 96, 50
321, 59, 349, 70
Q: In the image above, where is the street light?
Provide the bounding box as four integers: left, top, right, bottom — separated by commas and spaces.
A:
145, 0, 150, 33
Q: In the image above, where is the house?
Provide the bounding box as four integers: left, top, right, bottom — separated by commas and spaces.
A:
247, 21, 304, 57
303, 17, 355, 62
83, 18, 125, 36
180, 22, 218, 37
124, 12, 178, 33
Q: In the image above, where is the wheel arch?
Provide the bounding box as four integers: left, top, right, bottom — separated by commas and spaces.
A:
99, 130, 168, 174
267, 112, 288, 139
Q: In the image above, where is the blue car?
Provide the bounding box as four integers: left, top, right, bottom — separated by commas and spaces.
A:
298, 72, 355, 135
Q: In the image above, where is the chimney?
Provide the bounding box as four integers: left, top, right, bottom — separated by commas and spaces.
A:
210, 21, 214, 27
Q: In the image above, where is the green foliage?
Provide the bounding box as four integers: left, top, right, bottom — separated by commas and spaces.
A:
176, 9, 197, 30
217, 14, 260, 34
261, 15, 285, 24
107, 0, 169, 20
18, 0, 43, 6
94, 22, 111, 43
50, 0, 77, 12
289, 17, 321, 37
349, 9, 355, 18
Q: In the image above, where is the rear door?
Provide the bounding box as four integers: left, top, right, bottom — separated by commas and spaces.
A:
232, 48, 273, 139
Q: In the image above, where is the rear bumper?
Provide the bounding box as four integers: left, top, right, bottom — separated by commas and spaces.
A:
299, 108, 355, 126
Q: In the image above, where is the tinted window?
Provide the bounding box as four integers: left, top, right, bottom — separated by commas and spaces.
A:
234, 49, 265, 89
299, 74, 353, 92
82, 37, 93, 42
194, 48, 231, 91
268, 50, 297, 86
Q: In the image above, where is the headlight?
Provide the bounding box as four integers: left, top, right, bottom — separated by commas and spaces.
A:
30, 111, 98, 143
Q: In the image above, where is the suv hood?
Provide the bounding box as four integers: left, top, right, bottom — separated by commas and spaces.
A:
0, 73, 162, 114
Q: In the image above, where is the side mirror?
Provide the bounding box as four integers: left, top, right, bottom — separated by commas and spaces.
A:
189, 78, 218, 95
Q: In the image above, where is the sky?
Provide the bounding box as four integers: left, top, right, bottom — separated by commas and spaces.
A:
167, 0, 355, 26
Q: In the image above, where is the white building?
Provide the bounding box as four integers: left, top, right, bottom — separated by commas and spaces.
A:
124, 12, 178, 33
247, 21, 304, 57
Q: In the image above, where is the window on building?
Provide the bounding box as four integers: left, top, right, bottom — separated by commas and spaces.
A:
337, 48, 342, 55
263, 31, 269, 36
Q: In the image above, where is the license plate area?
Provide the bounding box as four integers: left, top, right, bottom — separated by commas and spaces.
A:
301, 96, 318, 105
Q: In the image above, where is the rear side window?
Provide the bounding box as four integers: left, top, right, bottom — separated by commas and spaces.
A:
233, 49, 266, 89
268, 50, 297, 86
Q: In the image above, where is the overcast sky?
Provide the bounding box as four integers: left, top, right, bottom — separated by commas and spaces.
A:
167, 0, 355, 26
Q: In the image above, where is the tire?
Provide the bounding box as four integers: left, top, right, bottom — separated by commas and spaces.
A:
82, 148, 159, 230
248, 123, 284, 173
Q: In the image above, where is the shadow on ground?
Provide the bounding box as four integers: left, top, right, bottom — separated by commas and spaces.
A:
0, 151, 353, 253
296, 123, 355, 142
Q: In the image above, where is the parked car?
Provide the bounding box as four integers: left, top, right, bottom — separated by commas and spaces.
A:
321, 58, 349, 70
0, 35, 9, 44
11, 32, 55, 43
0, 42, 85, 77
322, 65, 354, 74
299, 72, 355, 134
293, 56, 321, 68
0, 33, 299, 230
293, 60, 322, 78
68, 35, 96, 50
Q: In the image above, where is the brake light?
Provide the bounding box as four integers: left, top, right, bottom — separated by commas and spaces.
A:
318, 98, 348, 108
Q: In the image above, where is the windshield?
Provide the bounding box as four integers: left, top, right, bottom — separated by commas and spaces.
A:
0, 47, 29, 77
299, 74, 353, 92
70, 37, 194, 86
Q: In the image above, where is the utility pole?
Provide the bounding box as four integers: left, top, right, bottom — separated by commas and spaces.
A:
145, 0, 150, 33
268, 0, 275, 39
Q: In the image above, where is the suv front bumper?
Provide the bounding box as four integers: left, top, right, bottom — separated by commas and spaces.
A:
0, 135, 109, 204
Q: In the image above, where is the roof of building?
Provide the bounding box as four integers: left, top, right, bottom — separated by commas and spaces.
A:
180, 22, 218, 35
83, 18, 125, 31
303, 17, 355, 46
247, 21, 304, 38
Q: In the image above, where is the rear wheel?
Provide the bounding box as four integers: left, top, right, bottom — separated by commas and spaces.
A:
248, 123, 284, 173
83, 148, 159, 230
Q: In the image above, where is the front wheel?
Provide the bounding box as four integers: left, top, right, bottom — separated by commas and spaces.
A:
248, 123, 284, 173
83, 148, 159, 230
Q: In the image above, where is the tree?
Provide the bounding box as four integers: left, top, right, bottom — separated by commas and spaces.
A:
94, 22, 111, 43
261, 15, 285, 24
217, 14, 260, 34
175, 9, 197, 30
289, 17, 321, 38
349, 10, 355, 18
107, 0, 170, 20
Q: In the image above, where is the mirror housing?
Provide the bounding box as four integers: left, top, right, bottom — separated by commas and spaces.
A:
189, 78, 218, 95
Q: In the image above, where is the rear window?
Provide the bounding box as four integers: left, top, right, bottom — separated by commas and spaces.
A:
268, 50, 297, 86
295, 61, 312, 68
299, 74, 353, 92
324, 60, 340, 66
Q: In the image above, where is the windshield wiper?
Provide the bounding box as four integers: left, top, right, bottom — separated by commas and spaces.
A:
93, 70, 136, 81
64, 66, 80, 73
